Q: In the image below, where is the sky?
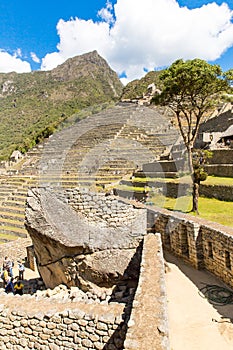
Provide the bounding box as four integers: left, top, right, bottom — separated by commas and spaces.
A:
0, 0, 233, 84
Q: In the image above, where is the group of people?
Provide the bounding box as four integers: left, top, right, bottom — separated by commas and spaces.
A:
1, 256, 25, 295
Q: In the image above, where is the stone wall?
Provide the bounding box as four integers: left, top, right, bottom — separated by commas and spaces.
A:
207, 149, 233, 164
21, 187, 233, 349
203, 149, 233, 177
147, 206, 233, 287
118, 180, 233, 201
199, 183, 233, 201
204, 164, 233, 178
0, 296, 126, 350
0, 230, 170, 350
124, 233, 169, 350
201, 225, 233, 287
62, 188, 145, 230
142, 159, 184, 173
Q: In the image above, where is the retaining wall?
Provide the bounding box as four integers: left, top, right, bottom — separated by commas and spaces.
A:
199, 183, 233, 201
0, 297, 126, 350
147, 206, 233, 287
62, 188, 147, 230
118, 180, 233, 201
207, 149, 233, 164
203, 149, 233, 177
204, 164, 233, 178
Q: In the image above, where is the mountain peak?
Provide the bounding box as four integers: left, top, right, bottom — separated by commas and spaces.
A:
0, 51, 123, 159
51, 51, 113, 80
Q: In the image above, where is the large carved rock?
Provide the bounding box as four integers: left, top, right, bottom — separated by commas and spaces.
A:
25, 187, 147, 291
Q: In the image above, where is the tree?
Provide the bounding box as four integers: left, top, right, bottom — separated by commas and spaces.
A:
152, 58, 233, 213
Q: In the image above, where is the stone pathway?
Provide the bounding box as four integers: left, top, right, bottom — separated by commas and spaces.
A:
165, 251, 233, 350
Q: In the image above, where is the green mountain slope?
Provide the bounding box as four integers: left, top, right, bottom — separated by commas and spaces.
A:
120, 71, 162, 100
0, 50, 123, 160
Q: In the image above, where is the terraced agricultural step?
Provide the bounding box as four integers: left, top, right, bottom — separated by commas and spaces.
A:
8, 194, 27, 201
0, 205, 25, 215
0, 234, 20, 244
14, 191, 28, 197
2, 105, 178, 199
0, 211, 25, 221
1, 200, 26, 209
0, 225, 27, 238
0, 188, 19, 193
0, 218, 25, 229
0, 194, 8, 201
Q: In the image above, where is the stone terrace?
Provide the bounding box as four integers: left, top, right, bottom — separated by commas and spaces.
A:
0, 103, 179, 243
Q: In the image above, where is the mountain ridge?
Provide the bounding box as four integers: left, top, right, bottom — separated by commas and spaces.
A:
0, 51, 123, 160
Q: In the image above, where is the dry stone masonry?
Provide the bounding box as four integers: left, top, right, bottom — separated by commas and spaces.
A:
2, 187, 233, 349
0, 299, 126, 350
147, 206, 233, 287
124, 234, 169, 350
62, 188, 144, 228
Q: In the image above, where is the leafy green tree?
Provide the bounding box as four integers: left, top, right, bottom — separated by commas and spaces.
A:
152, 58, 233, 213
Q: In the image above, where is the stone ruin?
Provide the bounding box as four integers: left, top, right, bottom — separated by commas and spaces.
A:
25, 187, 147, 297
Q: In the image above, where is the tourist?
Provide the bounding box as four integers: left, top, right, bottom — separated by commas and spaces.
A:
14, 279, 24, 295
2, 256, 14, 277
4, 277, 15, 294
1, 269, 9, 287
18, 260, 25, 280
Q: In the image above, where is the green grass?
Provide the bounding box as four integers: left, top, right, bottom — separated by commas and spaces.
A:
204, 176, 233, 186
115, 184, 151, 192
116, 175, 233, 227
149, 194, 233, 228
131, 175, 233, 186
0, 233, 19, 241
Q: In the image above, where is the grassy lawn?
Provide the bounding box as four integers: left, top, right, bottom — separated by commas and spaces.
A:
130, 175, 233, 186
204, 176, 233, 186
148, 194, 233, 228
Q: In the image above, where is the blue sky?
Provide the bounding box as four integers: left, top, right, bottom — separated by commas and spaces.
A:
0, 0, 233, 83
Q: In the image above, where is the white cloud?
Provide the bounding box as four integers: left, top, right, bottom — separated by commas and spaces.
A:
98, 0, 114, 24
40, 0, 233, 82
15, 48, 22, 58
0, 50, 31, 73
30, 52, 40, 63
41, 52, 64, 70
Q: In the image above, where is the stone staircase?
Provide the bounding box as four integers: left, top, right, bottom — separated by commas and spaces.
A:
0, 176, 32, 243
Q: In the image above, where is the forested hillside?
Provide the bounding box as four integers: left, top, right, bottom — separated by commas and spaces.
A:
0, 50, 123, 160
121, 71, 162, 101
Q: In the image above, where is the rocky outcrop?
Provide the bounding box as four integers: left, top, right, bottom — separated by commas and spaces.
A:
25, 187, 147, 291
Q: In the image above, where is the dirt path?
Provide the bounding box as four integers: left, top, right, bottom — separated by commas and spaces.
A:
165, 252, 233, 350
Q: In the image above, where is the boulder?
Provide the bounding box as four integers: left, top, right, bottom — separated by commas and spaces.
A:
25, 187, 146, 291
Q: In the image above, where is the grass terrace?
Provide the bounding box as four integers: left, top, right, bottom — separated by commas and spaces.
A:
128, 175, 233, 186
114, 174, 233, 228
147, 195, 233, 228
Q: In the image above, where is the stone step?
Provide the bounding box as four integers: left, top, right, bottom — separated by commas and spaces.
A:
0, 235, 20, 244
7, 194, 27, 200
0, 205, 25, 214
0, 211, 24, 220
0, 217, 25, 229
2, 201, 26, 209
0, 225, 27, 237
137, 171, 178, 178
